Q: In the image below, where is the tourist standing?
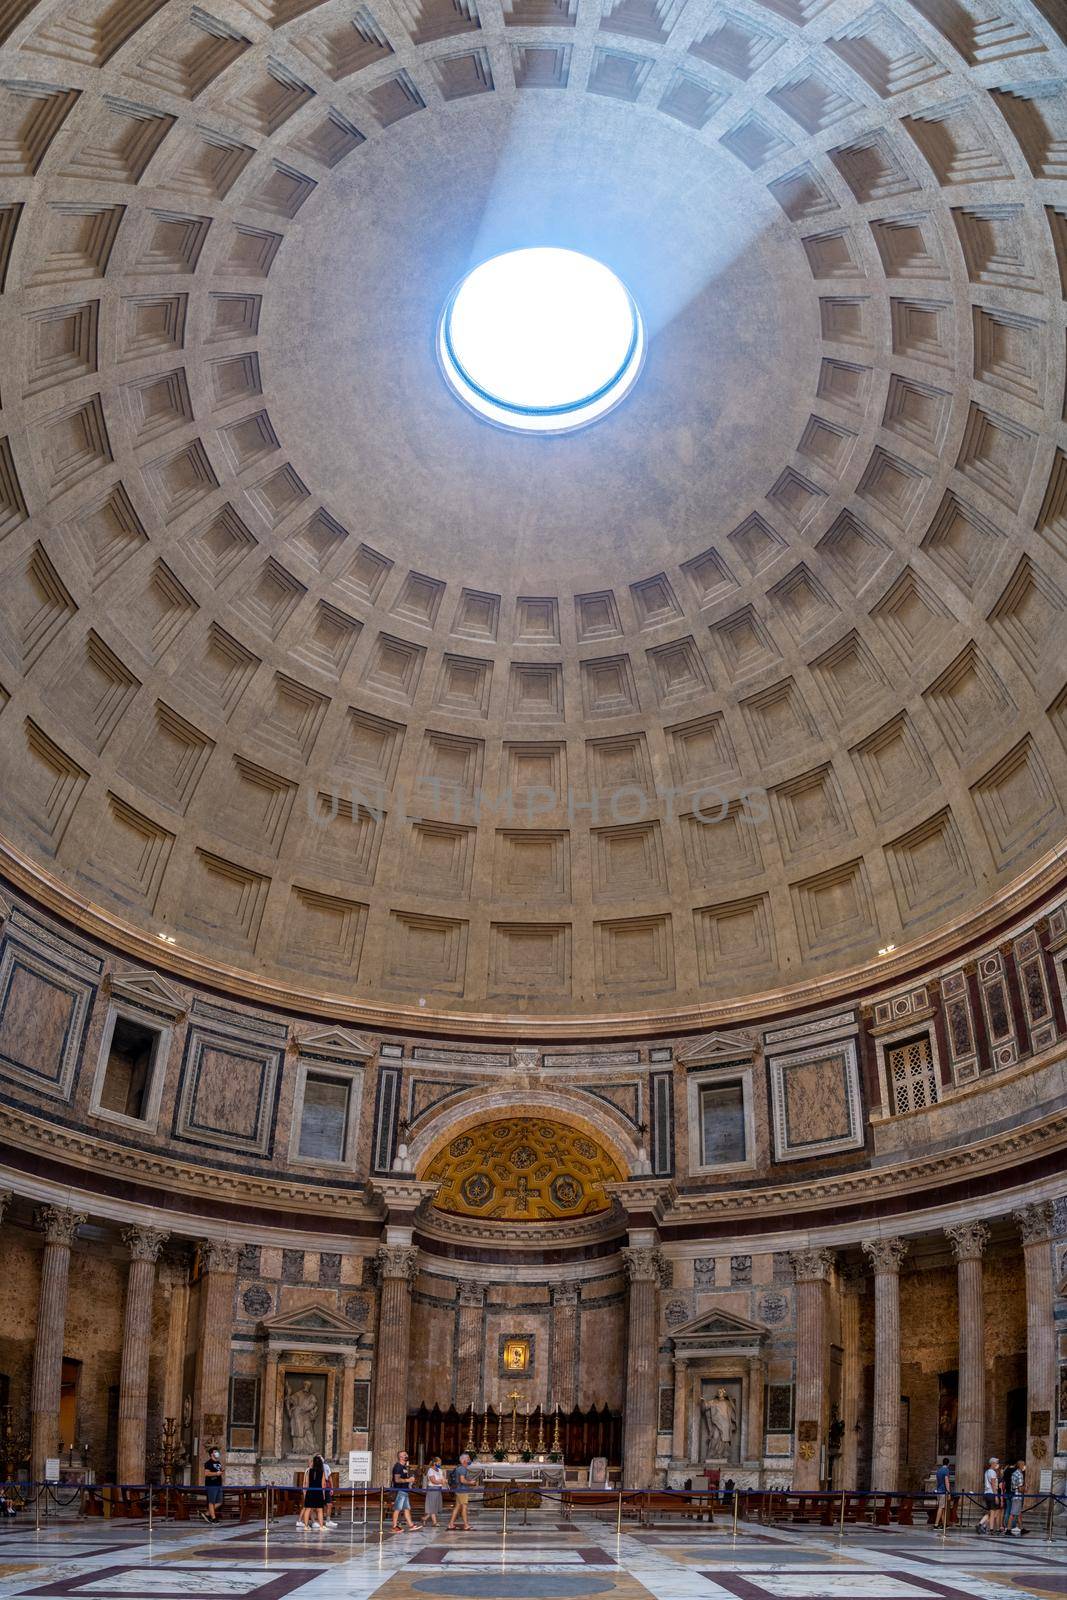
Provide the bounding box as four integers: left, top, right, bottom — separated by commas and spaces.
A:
446, 1452, 475, 1531
977, 1457, 1001, 1533
200, 1447, 223, 1523
933, 1457, 953, 1528
422, 1457, 446, 1527
322, 1458, 337, 1528
1003, 1459, 1026, 1535
391, 1451, 416, 1532
300, 1453, 327, 1531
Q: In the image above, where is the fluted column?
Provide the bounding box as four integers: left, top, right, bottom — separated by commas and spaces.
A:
30, 1206, 86, 1479
1014, 1202, 1056, 1488
192, 1239, 239, 1478
549, 1282, 579, 1413
945, 1221, 988, 1495
838, 1266, 863, 1491
789, 1247, 835, 1490
117, 1225, 169, 1484
622, 1246, 664, 1489
862, 1237, 909, 1490
371, 1244, 417, 1482
455, 1281, 485, 1410
159, 1253, 190, 1434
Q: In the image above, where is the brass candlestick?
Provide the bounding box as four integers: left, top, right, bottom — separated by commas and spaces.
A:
479, 1409, 492, 1456
464, 1402, 476, 1455
521, 1404, 531, 1453
535, 1405, 546, 1455
551, 1407, 562, 1456
494, 1407, 504, 1451
507, 1389, 521, 1450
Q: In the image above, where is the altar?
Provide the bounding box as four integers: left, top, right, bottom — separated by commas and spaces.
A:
478, 1461, 565, 1487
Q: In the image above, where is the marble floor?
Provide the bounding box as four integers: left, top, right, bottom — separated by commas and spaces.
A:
1, 1510, 1065, 1600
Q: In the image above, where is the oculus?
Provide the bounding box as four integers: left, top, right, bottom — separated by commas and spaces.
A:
437, 248, 645, 434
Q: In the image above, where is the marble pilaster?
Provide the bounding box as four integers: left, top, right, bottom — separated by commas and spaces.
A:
261, 1349, 279, 1460
862, 1236, 909, 1490
117, 1226, 169, 1484
945, 1221, 989, 1495
455, 1281, 485, 1410
621, 1246, 665, 1489
549, 1282, 579, 1414
192, 1239, 239, 1477
159, 1253, 190, 1436
1014, 1202, 1056, 1487
339, 1351, 357, 1461
789, 1247, 835, 1491
371, 1244, 417, 1481
671, 1356, 688, 1461
30, 1206, 86, 1479
838, 1266, 863, 1491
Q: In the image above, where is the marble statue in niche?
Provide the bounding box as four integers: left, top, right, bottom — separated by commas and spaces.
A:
701, 1382, 740, 1462
284, 1376, 324, 1456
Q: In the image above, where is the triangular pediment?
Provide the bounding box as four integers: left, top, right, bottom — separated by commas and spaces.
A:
670, 1306, 767, 1343
676, 1030, 757, 1065
108, 965, 187, 1020
259, 1302, 366, 1338
294, 1027, 375, 1062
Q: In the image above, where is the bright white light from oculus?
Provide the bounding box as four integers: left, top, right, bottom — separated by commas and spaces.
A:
438, 248, 644, 435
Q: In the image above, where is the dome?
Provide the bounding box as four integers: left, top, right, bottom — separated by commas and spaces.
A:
0, 0, 1064, 1030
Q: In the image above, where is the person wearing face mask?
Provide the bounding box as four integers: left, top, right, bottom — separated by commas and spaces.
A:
200, 1448, 223, 1523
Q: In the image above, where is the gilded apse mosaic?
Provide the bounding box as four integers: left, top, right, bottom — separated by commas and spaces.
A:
423, 1117, 623, 1221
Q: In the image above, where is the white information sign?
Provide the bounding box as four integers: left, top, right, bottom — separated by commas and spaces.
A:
348, 1450, 373, 1484
44, 1458, 60, 1481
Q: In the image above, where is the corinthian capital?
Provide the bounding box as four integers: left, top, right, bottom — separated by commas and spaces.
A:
199, 1238, 241, 1275
35, 1205, 86, 1246
622, 1246, 669, 1286
457, 1280, 484, 1307
945, 1221, 989, 1262
1014, 1201, 1054, 1247
862, 1236, 909, 1274
789, 1247, 836, 1283
376, 1244, 418, 1283
122, 1225, 170, 1263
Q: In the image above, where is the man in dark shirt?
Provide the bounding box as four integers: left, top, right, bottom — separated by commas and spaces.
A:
201, 1448, 223, 1523
391, 1452, 415, 1532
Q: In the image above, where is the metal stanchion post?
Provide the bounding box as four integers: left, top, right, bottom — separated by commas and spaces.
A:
264, 1484, 271, 1544
378, 1487, 384, 1545
35, 1485, 40, 1537
1046, 1495, 1055, 1544
616, 1489, 623, 1536
502, 1487, 508, 1538
148, 1485, 153, 1539
733, 1488, 739, 1537
839, 1490, 846, 1537
350, 1483, 355, 1527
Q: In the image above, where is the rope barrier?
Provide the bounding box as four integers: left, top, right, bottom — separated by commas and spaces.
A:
0, 1478, 1061, 1539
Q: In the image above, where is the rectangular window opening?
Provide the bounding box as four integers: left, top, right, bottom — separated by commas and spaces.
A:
99, 1017, 159, 1120
298, 1073, 351, 1162
700, 1080, 746, 1166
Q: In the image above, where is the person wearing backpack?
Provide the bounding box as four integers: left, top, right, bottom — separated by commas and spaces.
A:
446, 1452, 474, 1531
